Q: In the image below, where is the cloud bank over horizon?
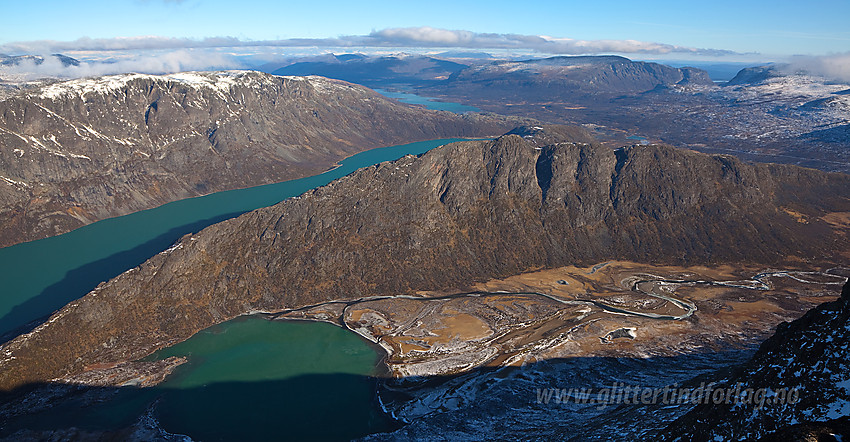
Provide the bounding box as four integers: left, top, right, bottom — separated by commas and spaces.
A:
4, 28, 847, 84
785, 52, 850, 83
0, 27, 746, 81
0, 50, 244, 82
1, 27, 738, 57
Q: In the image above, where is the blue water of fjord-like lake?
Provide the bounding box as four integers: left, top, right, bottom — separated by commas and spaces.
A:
0, 138, 468, 338
374, 88, 481, 113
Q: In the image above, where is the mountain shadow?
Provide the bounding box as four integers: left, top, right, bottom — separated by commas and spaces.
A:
0, 351, 752, 442
0, 212, 242, 343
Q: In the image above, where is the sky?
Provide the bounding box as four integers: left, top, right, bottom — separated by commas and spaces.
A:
1, 0, 849, 79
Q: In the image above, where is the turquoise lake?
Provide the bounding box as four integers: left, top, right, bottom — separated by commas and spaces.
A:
150, 317, 395, 440
374, 88, 481, 113
0, 138, 468, 338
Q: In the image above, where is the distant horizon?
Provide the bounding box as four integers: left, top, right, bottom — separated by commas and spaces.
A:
2, 31, 845, 83
0, 48, 772, 84
0, 48, 815, 84
2, 0, 848, 82
0, 33, 828, 64
3, 0, 849, 56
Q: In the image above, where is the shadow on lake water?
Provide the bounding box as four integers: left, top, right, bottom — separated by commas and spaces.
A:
0, 212, 241, 343
0, 373, 398, 442
0, 350, 754, 441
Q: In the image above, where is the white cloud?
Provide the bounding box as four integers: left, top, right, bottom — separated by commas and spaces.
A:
0, 50, 242, 81
0, 27, 746, 81
0, 27, 739, 56
367, 27, 736, 56
0, 36, 245, 54
785, 52, 850, 82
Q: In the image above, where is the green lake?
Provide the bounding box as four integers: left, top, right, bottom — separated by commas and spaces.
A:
5, 317, 396, 441
151, 317, 395, 440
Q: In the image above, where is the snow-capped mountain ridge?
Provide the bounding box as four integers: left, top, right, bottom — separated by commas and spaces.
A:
33, 71, 347, 100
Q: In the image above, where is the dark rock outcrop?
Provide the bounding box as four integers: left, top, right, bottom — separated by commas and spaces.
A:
678, 67, 714, 85
0, 127, 848, 391
660, 280, 850, 441
757, 417, 850, 442
725, 65, 782, 86
0, 71, 519, 246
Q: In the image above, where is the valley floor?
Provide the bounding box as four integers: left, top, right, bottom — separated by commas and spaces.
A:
277, 260, 849, 379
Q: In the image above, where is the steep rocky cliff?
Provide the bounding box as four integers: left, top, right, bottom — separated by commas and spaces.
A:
0, 71, 518, 246
0, 128, 848, 391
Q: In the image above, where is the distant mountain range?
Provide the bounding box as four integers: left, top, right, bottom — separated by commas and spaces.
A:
0, 53, 80, 68
433, 55, 714, 100
262, 53, 850, 174
269, 53, 713, 94
268, 53, 469, 87
435, 57, 850, 173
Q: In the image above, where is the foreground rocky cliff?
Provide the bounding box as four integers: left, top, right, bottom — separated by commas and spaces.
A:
0, 127, 848, 391
0, 71, 518, 246
658, 280, 850, 441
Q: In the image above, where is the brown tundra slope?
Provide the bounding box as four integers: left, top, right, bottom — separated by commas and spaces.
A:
0, 71, 521, 247
0, 127, 848, 391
